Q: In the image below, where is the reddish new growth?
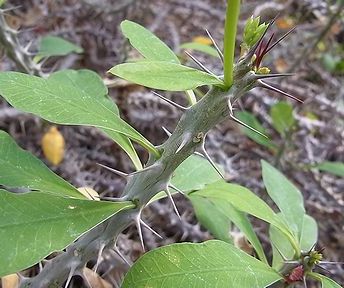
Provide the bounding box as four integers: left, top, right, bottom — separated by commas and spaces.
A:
285, 265, 304, 284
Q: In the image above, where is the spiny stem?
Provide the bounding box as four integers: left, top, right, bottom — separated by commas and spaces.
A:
223, 0, 240, 88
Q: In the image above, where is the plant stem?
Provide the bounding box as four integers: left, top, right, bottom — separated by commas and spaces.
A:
223, 0, 241, 88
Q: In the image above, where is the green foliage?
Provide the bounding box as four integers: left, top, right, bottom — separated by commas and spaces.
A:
0, 70, 158, 161
242, 16, 268, 50
314, 161, 344, 177
35, 35, 83, 61
0, 131, 84, 199
270, 101, 295, 136
0, 189, 133, 276
121, 240, 282, 288
235, 111, 276, 150
262, 160, 305, 237
109, 61, 223, 91
180, 42, 219, 58
309, 273, 343, 288
48, 69, 142, 169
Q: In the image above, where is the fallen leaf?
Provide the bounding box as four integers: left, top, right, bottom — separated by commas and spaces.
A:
192, 36, 213, 46
77, 187, 100, 201
41, 126, 65, 166
83, 267, 112, 288
1, 274, 19, 288
230, 231, 253, 255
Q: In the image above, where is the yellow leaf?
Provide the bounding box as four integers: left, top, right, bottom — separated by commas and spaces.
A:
77, 187, 100, 201
1, 274, 19, 288
192, 36, 213, 46
41, 126, 65, 166
83, 267, 112, 288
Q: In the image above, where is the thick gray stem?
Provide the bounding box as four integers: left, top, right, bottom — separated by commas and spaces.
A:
20, 67, 256, 288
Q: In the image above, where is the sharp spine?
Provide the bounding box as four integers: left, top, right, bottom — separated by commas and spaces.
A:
201, 138, 224, 179
130, 164, 159, 176
135, 212, 145, 251
97, 163, 128, 178
113, 245, 131, 266
258, 80, 304, 103
168, 184, 185, 195
162, 126, 172, 137
140, 219, 163, 239
64, 265, 76, 288
176, 136, 189, 153
184, 50, 216, 76
165, 186, 181, 219
205, 29, 224, 62
93, 242, 106, 273
254, 73, 294, 79
152, 91, 187, 111
264, 27, 296, 54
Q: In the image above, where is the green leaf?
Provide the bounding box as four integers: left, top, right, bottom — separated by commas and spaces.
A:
194, 181, 297, 250
314, 161, 344, 177
300, 214, 318, 252
109, 61, 223, 91
180, 42, 220, 58
121, 20, 179, 64
0, 71, 158, 157
190, 195, 232, 242
308, 273, 343, 288
122, 240, 282, 288
270, 101, 295, 136
0, 189, 133, 276
36, 35, 83, 60
262, 160, 305, 238
48, 69, 142, 170
171, 155, 223, 193
236, 111, 276, 150
0, 130, 83, 199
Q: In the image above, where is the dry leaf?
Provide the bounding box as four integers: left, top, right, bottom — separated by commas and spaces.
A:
230, 231, 253, 255
276, 17, 295, 30
1, 274, 19, 288
192, 36, 213, 46
41, 126, 65, 166
77, 187, 100, 201
273, 58, 289, 73
83, 267, 112, 288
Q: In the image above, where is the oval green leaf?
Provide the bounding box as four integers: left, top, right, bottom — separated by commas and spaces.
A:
0, 189, 133, 276
270, 101, 295, 136
121, 20, 179, 63
0, 71, 158, 157
109, 61, 224, 91
314, 161, 344, 177
122, 240, 282, 288
0, 130, 83, 198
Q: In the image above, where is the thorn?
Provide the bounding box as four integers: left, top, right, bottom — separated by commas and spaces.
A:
64, 265, 76, 288
129, 163, 159, 176
194, 151, 205, 158
97, 163, 128, 178
176, 136, 189, 153
258, 80, 304, 103
168, 184, 185, 195
205, 29, 224, 62
315, 264, 332, 274
318, 261, 344, 265
200, 138, 224, 179
93, 242, 106, 273
272, 242, 290, 262
113, 245, 131, 266
254, 73, 294, 79
303, 276, 308, 288
140, 219, 163, 239
38, 261, 43, 272
264, 27, 296, 55
165, 186, 181, 219
135, 212, 145, 251
227, 98, 269, 139
255, 32, 275, 67
162, 126, 172, 137
152, 91, 187, 111
184, 50, 217, 76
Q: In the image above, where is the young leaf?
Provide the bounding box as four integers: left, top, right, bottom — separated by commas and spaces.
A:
180, 42, 220, 58
308, 273, 343, 288
0, 71, 158, 158
270, 101, 295, 136
194, 181, 296, 247
235, 111, 276, 150
109, 61, 223, 91
0, 189, 133, 277
48, 69, 143, 169
121, 20, 180, 64
121, 240, 282, 288
300, 214, 318, 252
36, 35, 83, 60
262, 160, 305, 238
0, 130, 83, 199
314, 161, 344, 177
190, 195, 232, 243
